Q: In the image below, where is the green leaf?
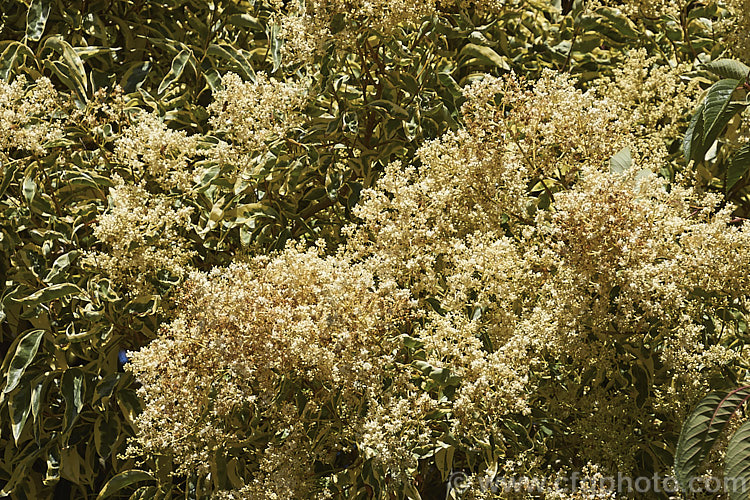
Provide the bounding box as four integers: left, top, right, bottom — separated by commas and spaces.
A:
683, 102, 705, 162
702, 79, 742, 149
9, 382, 32, 444
269, 21, 282, 72
117, 389, 142, 428
74, 46, 118, 59
30, 375, 44, 423
128, 486, 158, 500
120, 61, 151, 93
596, 7, 640, 40
61, 368, 85, 434
675, 387, 750, 490
227, 13, 262, 30
94, 414, 121, 459
25, 0, 51, 42
42, 36, 88, 96
705, 59, 750, 81
158, 49, 192, 95
44, 250, 79, 283
459, 44, 510, 70
207, 44, 256, 82
0, 42, 35, 81
0, 454, 36, 496
0, 160, 18, 197
96, 470, 156, 500
22, 175, 36, 204
368, 100, 409, 120
93, 373, 122, 403
725, 420, 750, 499
3, 329, 44, 394
434, 444, 455, 482
15, 283, 82, 307
609, 146, 632, 174
727, 143, 750, 191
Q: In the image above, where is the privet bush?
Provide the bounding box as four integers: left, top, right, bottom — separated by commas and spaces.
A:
2, 0, 750, 498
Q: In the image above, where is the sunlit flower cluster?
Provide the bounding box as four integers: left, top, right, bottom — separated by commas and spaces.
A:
82, 181, 194, 295
0, 77, 62, 155
127, 245, 414, 494
275, 0, 524, 63
114, 111, 200, 191
125, 41, 750, 500
208, 72, 308, 155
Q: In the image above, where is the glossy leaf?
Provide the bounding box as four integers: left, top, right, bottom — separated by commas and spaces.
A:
62, 368, 85, 434
120, 61, 152, 93
3, 329, 44, 394
9, 382, 32, 444
675, 387, 750, 490
94, 414, 121, 459
96, 470, 156, 500
705, 59, 750, 81
459, 44, 510, 70
727, 143, 750, 191
42, 36, 88, 96
702, 79, 741, 148
25, 0, 51, 42
15, 283, 82, 307
158, 49, 192, 95
0, 41, 35, 81
726, 420, 750, 500
207, 44, 256, 82
683, 102, 705, 162
21, 175, 36, 204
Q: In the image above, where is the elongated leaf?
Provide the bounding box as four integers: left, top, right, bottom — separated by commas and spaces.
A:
15, 283, 82, 307
459, 44, 510, 69
227, 13, 262, 30
675, 387, 750, 490
0, 41, 35, 81
269, 22, 282, 72
43, 59, 86, 100
94, 414, 121, 459
368, 99, 409, 120
683, 102, 705, 162
0, 458, 33, 496
609, 146, 632, 174
726, 420, 750, 499
61, 368, 85, 434
597, 7, 640, 39
9, 382, 31, 444
42, 36, 88, 95
44, 250, 80, 283
96, 470, 155, 500
30, 375, 44, 423
93, 373, 121, 402
705, 59, 750, 81
120, 61, 151, 93
129, 486, 158, 500
702, 79, 741, 146
727, 143, 750, 191
74, 46, 117, 59
158, 49, 191, 95
207, 44, 256, 82
22, 175, 36, 204
25, 0, 51, 42
3, 329, 44, 394
0, 160, 18, 197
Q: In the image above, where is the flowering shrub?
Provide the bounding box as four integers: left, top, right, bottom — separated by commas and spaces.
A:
1, 0, 750, 498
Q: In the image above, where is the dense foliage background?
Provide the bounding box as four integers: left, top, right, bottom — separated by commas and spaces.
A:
1, 0, 750, 498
